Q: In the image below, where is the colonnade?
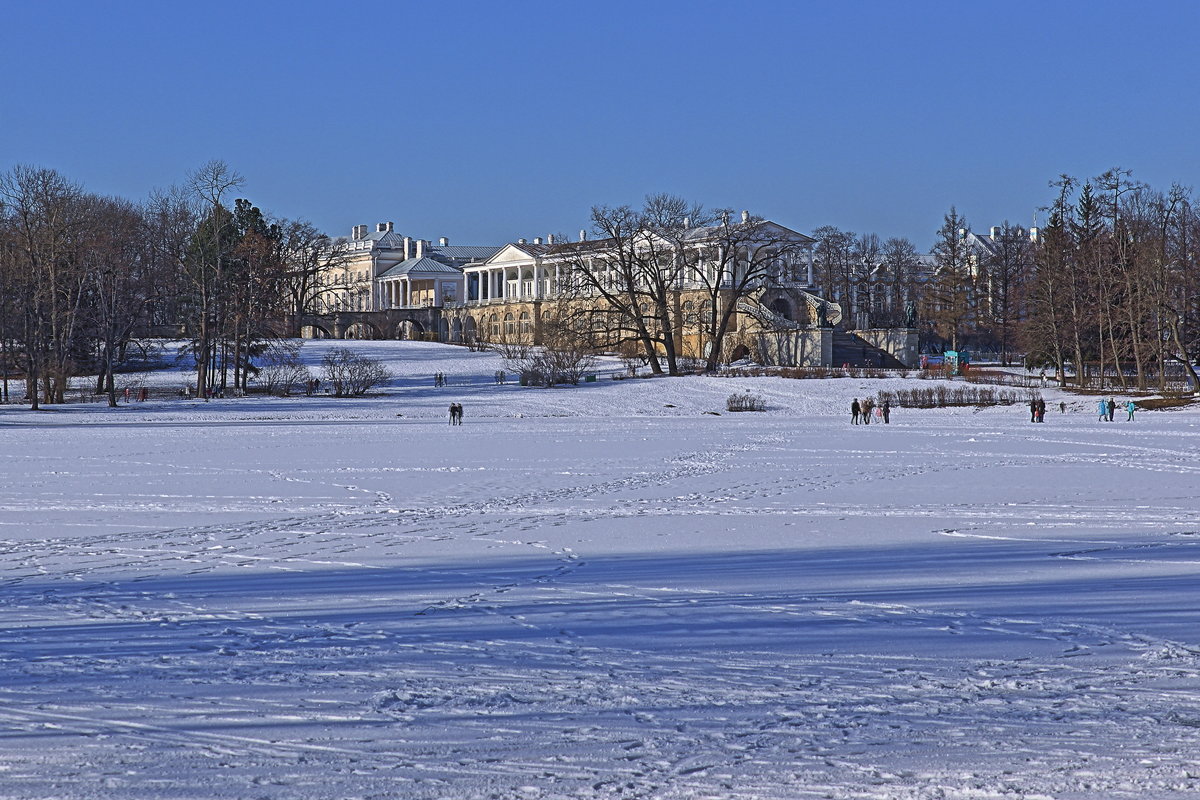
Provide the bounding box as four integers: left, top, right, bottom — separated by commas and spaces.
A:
465, 264, 560, 303
381, 280, 411, 308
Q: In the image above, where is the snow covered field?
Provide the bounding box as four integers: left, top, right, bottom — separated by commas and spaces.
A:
2, 341, 1199, 799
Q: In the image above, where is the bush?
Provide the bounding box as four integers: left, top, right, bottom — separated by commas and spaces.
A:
726, 391, 767, 412
256, 340, 311, 397
876, 385, 1025, 408
321, 348, 391, 396
513, 324, 598, 387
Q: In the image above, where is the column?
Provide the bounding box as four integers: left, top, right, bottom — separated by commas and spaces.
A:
534, 264, 542, 298
805, 247, 814, 286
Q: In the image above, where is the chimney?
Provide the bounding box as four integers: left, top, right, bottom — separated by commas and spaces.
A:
403, 236, 412, 259
416, 239, 425, 258
547, 233, 555, 245
579, 230, 587, 242
439, 236, 449, 246
518, 238, 527, 245
385, 221, 394, 232
377, 222, 387, 233
741, 210, 750, 223
534, 237, 543, 245
990, 226, 1000, 240
1029, 227, 1039, 242
683, 216, 690, 229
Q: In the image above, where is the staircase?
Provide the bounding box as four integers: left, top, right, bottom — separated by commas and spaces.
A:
831, 329, 906, 368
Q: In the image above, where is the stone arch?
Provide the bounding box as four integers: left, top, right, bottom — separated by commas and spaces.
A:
519, 311, 531, 336
488, 313, 500, 340
344, 320, 381, 340
396, 319, 425, 340
301, 323, 332, 339
464, 316, 478, 343
504, 312, 516, 337
450, 317, 463, 343
439, 318, 450, 342
730, 344, 751, 362
769, 298, 792, 321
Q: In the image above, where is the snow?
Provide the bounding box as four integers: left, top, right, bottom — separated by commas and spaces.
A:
2, 340, 1199, 799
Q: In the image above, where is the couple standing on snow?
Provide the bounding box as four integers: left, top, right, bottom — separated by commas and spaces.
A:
448, 403, 464, 425
1098, 398, 1137, 421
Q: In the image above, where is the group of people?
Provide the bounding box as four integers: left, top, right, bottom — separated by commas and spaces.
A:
850, 397, 891, 425
493, 370, 507, 385
448, 402, 464, 425
433, 372, 448, 387
1098, 397, 1137, 421
1028, 397, 1047, 422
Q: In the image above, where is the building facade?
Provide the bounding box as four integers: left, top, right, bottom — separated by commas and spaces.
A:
314, 222, 500, 313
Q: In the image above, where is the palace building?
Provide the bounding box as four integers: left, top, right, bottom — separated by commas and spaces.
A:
309, 217, 918, 368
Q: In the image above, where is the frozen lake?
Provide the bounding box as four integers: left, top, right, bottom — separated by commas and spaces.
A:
2, 341, 1199, 799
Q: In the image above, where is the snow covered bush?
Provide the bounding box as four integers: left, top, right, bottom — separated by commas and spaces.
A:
726, 391, 766, 412
320, 348, 391, 396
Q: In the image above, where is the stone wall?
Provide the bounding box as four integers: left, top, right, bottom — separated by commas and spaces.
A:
753, 328, 832, 367
850, 328, 919, 367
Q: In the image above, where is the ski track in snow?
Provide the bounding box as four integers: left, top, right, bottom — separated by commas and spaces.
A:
2, 341, 1200, 799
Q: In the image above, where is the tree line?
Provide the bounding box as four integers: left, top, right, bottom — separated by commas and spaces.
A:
917, 169, 1200, 391
3, 162, 1198, 405
0, 161, 344, 407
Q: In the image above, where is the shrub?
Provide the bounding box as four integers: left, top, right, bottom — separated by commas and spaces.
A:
321, 348, 391, 396
726, 391, 767, 412
257, 340, 311, 397
876, 385, 1024, 408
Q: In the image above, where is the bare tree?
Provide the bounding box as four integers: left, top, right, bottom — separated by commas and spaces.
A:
983, 222, 1033, 365
850, 233, 882, 329
186, 160, 244, 399
924, 207, 975, 351
693, 211, 812, 370
0, 166, 89, 407
810, 226, 856, 318
277, 219, 348, 335
875, 237, 923, 327
84, 196, 157, 406
559, 195, 707, 374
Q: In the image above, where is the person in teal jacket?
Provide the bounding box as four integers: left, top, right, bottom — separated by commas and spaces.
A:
1098, 399, 1108, 421
1126, 400, 1137, 421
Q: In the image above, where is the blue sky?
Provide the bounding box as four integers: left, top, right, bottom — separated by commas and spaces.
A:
2, 0, 1197, 248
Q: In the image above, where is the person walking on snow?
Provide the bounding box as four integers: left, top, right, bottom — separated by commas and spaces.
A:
1029, 399, 1038, 423
1126, 400, 1136, 421
881, 400, 891, 424
1107, 398, 1116, 422
851, 398, 861, 425
1098, 399, 1108, 421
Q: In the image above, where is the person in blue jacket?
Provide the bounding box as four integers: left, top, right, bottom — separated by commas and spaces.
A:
1098, 399, 1108, 421
1126, 400, 1137, 421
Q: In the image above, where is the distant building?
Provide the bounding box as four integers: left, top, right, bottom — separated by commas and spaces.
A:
315, 222, 500, 313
